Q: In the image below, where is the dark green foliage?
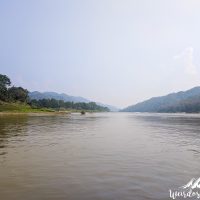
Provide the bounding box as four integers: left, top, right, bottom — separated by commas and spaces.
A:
29, 99, 109, 112
0, 74, 11, 101
0, 74, 29, 103
0, 74, 11, 87
8, 87, 29, 102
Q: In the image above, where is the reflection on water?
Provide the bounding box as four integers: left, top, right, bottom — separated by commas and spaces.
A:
0, 113, 200, 200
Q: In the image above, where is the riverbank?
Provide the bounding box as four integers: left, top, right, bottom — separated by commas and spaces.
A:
0, 101, 104, 115
0, 101, 55, 113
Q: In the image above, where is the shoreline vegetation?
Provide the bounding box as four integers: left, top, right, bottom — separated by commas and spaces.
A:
0, 74, 110, 114
0, 101, 108, 114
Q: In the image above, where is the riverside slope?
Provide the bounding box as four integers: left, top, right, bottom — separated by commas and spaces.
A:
122, 86, 200, 113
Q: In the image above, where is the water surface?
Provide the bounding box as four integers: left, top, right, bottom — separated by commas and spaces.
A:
0, 112, 200, 200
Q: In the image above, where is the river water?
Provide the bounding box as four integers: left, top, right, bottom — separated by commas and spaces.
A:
0, 112, 200, 200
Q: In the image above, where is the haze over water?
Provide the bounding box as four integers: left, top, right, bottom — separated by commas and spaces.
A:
0, 113, 200, 200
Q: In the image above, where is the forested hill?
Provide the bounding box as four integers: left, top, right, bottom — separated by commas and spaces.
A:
0, 74, 110, 112
29, 91, 89, 103
122, 87, 200, 113
29, 91, 119, 111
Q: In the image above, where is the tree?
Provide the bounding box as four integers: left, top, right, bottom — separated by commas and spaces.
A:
8, 87, 29, 102
29, 98, 110, 111
0, 74, 11, 101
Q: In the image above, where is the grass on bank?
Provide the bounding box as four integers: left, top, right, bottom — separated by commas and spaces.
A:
0, 101, 102, 114
0, 101, 55, 113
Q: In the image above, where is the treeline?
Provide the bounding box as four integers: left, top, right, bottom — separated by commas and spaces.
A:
0, 74, 29, 102
0, 74, 109, 112
29, 99, 109, 111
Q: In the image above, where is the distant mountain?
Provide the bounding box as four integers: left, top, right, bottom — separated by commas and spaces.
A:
122, 87, 200, 113
29, 91, 119, 112
96, 102, 119, 112
29, 91, 89, 103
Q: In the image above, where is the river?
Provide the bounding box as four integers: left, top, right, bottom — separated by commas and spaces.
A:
0, 112, 200, 200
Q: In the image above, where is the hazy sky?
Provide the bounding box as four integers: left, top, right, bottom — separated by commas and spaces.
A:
1, 0, 200, 108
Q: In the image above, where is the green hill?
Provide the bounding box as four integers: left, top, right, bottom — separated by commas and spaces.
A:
122, 87, 200, 113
